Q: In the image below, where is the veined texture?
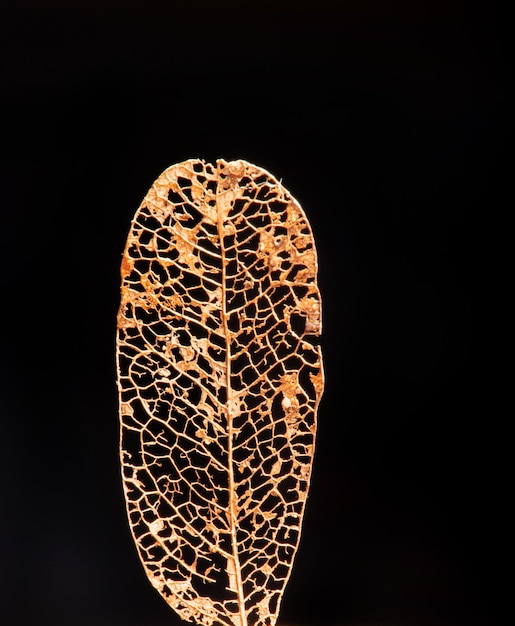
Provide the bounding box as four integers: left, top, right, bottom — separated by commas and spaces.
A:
116, 159, 324, 626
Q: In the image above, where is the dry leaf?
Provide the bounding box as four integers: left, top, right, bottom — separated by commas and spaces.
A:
116, 159, 324, 626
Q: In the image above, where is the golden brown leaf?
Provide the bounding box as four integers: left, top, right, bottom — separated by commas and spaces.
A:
116, 159, 324, 626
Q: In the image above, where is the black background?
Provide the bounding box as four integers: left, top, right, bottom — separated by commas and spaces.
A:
1, 2, 510, 625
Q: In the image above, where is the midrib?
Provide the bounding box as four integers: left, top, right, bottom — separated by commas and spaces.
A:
216, 161, 247, 626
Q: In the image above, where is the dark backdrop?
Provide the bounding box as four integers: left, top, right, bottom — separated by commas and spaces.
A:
1, 2, 509, 625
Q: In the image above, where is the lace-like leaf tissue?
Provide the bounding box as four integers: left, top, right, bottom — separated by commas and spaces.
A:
116, 159, 324, 626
